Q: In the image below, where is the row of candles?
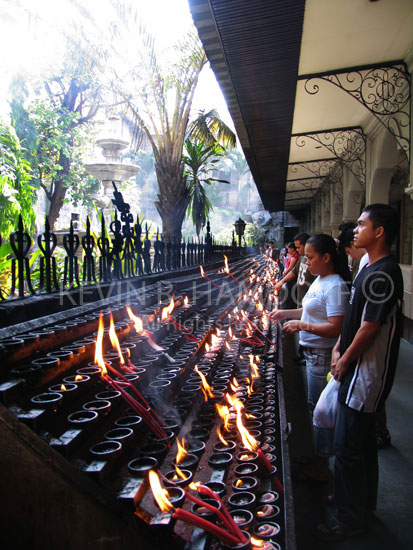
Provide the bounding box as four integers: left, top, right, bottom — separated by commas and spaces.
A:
141, 261, 282, 548
23, 255, 282, 548
147, 352, 282, 533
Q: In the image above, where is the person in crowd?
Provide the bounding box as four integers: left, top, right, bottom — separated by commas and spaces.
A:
282, 242, 299, 308
274, 233, 316, 361
270, 234, 350, 480
267, 241, 278, 262
316, 204, 403, 542
337, 223, 391, 449
337, 222, 369, 282
279, 246, 287, 270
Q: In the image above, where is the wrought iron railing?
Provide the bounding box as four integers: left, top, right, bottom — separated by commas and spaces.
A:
0, 184, 239, 300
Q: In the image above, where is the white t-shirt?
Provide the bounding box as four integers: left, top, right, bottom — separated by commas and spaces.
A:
299, 274, 349, 348
354, 253, 369, 280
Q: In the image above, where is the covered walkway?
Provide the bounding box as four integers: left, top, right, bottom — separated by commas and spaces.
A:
282, 333, 413, 550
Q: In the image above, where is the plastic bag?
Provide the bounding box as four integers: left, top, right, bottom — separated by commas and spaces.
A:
313, 376, 340, 457
313, 376, 339, 429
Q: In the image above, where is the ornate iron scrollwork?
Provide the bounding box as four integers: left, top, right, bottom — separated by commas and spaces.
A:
9, 215, 35, 297
301, 62, 410, 161
97, 214, 112, 282
82, 217, 96, 284
63, 221, 80, 288
292, 127, 366, 190
37, 217, 59, 292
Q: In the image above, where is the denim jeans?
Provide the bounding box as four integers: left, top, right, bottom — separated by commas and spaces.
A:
303, 347, 332, 412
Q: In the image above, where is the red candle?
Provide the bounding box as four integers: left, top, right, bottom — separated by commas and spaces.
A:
172, 508, 241, 546
256, 448, 284, 496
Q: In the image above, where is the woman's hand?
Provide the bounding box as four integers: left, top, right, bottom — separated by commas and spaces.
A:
269, 309, 284, 322
283, 320, 301, 334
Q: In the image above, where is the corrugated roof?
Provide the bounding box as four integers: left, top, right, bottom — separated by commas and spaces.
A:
189, 0, 306, 212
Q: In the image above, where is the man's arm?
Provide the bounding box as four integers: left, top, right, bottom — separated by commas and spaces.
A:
332, 320, 381, 381
274, 270, 296, 292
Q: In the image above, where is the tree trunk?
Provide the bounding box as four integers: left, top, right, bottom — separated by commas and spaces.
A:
154, 160, 189, 241
47, 154, 71, 230
48, 183, 66, 230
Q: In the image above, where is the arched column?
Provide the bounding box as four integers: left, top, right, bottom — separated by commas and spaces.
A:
368, 130, 400, 204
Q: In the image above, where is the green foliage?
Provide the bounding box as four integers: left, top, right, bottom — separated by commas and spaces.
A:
0, 122, 36, 237
15, 98, 99, 207
183, 138, 228, 236
187, 109, 236, 149
0, 243, 12, 298
244, 222, 267, 246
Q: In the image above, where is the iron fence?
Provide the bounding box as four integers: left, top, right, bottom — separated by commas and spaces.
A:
0, 184, 239, 300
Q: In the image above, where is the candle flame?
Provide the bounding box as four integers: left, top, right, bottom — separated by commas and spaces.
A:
216, 424, 228, 445
188, 481, 202, 491
174, 465, 188, 480
215, 403, 230, 430
126, 306, 143, 333
256, 301, 264, 312
200, 265, 206, 278
229, 377, 239, 392
149, 470, 174, 513
251, 537, 264, 548
60, 384, 67, 391
195, 365, 214, 400
225, 341, 231, 350
211, 334, 220, 348
161, 297, 175, 321
74, 375, 83, 381
205, 342, 210, 352
109, 314, 125, 365
235, 479, 243, 488
223, 255, 230, 274
94, 314, 107, 375
228, 394, 259, 452
184, 296, 189, 306
228, 326, 233, 338
176, 438, 188, 464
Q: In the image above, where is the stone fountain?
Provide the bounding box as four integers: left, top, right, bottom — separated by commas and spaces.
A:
85, 117, 140, 208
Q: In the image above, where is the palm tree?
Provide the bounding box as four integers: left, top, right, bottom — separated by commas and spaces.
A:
115, 27, 207, 240
187, 109, 236, 148
183, 139, 229, 236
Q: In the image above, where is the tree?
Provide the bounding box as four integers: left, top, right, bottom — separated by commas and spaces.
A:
10, 46, 103, 229
116, 29, 207, 240
0, 122, 35, 237
183, 139, 228, 236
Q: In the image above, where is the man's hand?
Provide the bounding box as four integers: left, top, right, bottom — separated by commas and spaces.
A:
274, 281, 283, 292
283, 320, 300, 334
331, 347, 341, 369
332, 356, 349, 381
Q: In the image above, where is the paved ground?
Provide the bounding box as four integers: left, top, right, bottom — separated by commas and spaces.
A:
282, 334, 413, 550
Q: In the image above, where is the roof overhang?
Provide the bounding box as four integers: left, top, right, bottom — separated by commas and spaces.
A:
189, 0, 413, 215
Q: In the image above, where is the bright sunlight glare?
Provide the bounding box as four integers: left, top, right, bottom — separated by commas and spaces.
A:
0, 0, 233, 126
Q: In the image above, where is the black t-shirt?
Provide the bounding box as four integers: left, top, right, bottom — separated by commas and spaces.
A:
338, 255, 403, 412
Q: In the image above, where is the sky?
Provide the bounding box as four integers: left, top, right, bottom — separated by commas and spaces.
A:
0, 0, 233, 127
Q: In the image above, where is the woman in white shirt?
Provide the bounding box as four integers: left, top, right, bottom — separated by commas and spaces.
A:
270, 234, 350, 411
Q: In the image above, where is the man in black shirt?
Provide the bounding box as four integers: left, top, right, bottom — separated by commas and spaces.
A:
316, 204, 403, 542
